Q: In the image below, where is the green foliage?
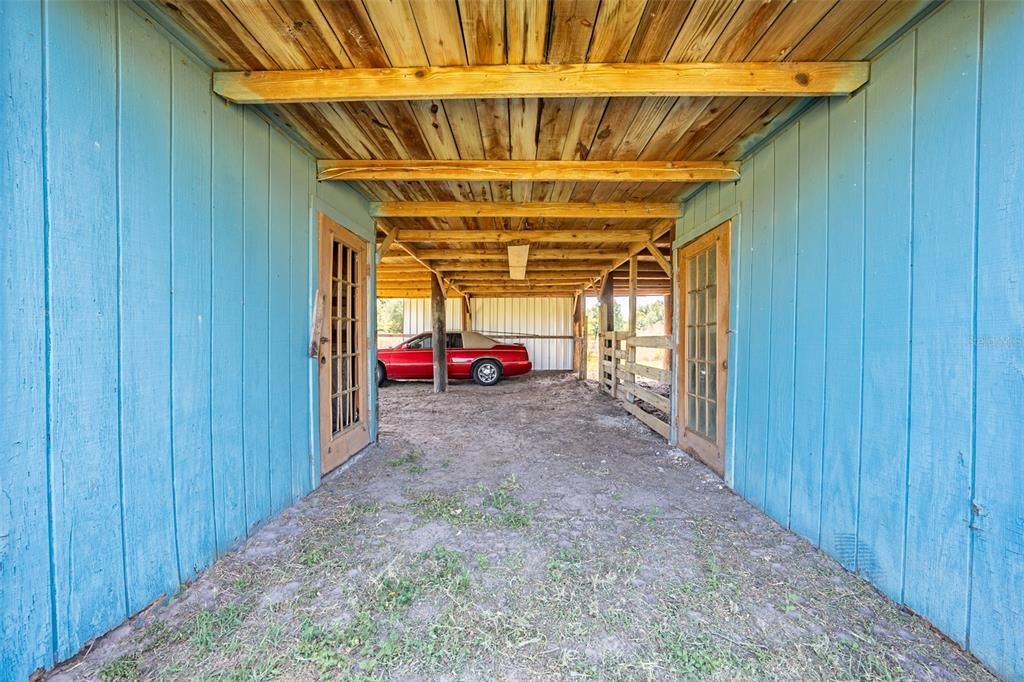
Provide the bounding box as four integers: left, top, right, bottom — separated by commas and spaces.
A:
376, 298, 404, 334
98, 653, 141, 681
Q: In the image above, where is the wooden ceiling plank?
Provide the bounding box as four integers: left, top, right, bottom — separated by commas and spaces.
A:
317, 159, 739, 182
214, 61, 871, 103
371, 201, 681, 218
590, 0, 653, 62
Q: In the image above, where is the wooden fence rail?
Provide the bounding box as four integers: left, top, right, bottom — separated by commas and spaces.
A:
599, 332, 672, 439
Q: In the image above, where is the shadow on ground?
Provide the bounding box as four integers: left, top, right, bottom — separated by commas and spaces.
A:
48, 373, 991, 681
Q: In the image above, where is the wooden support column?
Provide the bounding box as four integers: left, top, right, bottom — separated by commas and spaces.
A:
573, 294, 586, 381
462, 294, 472, 331
599, 274, 615, 397
663, 293, 673, 370
431, 274, 447, 393
626, 257, 638, 403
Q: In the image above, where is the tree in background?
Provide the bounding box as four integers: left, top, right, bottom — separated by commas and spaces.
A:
636, 300, 665, 333
376, 298, 404, 334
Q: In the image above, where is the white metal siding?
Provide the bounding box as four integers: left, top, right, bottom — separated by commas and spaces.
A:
402, 298, 463, 335
470, 297, 574, 370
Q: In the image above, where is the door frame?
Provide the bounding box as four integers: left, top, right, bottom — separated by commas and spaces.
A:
316, 212, 370, 474
674, 220, 731, 476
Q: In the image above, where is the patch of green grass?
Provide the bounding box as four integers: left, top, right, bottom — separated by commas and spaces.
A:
295, 613, 401, 677
181, 602, 249, 653
659, 631, 739, 679
407, 493, 491, 527
703, 556, 724, 592
386, 451, 427, 474
809, 637, 903, 680
98, 653, 141, 681
480, 483, 537, 528
298, 545, 327, 567
376, 576, 419, 610
642, 508, 661, 526
547, 546, 584, 583
475, 554, 491, 570
420, 545, 470, 594
224, 653, 283, 682
140, 620, 174, 653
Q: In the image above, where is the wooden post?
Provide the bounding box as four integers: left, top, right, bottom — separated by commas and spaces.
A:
461, 294, 472, 331
599, 274, 615, 396
573, 294, 587, 381
663, 292, 673, 370
431, 273, 447, 393
626, 256, 637, 402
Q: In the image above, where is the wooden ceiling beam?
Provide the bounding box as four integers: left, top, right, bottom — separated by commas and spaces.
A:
414, 248, 626, 260
318, 159, 738, 182
215, 62, 869, 104
396, 229, 652, 243
371, 201, 681, 219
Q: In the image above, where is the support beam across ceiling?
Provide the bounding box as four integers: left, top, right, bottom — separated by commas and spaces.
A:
396, 229, 652, 243
371, 201, 682, 219
214, 62, 869, 104
318, 159, 738, 183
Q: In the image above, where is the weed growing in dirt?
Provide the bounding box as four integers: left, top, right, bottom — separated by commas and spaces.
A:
407, 492, 492, 527
658, 631, 740, 678
386, 450, 427, 474
298, 545, 327, 567
97, 653, 140, 681
547, 546, 585, 583
180, 602, 249, 653
480, 480, 538, 528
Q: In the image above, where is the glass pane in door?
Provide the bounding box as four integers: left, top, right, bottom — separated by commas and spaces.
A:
685, 244, 717, 442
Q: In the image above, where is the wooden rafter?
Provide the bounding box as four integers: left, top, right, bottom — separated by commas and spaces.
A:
214, 62, 870, 104
646, 242, 672, 277
317, 159, 739, 182
371, 201, 682, 219
376, 227, 399, 263
376, 225, 465, 298
396, 229, 652, 243
413, 248, 628, 261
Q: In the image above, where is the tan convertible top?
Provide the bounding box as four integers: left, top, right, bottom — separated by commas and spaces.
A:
461, 331, 498, 349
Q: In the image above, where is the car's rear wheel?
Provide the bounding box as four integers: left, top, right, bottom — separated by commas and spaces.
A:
376, 361, 387, 387
472, 359, 501, 386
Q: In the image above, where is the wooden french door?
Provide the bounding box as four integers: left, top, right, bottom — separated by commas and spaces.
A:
318, 214, 369, 474
676, 221, 730, 476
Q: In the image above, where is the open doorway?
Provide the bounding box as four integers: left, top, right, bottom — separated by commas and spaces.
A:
584, 295, 670, 381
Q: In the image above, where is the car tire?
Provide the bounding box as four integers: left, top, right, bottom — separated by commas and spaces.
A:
376, 361, 387, 387
472, 359, 502, 386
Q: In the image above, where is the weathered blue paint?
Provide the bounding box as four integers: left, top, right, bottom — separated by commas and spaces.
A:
0, 3, 375, 679
0, 1, 52, 677
680, 3, 1023, 677
972, 2, 1024, 676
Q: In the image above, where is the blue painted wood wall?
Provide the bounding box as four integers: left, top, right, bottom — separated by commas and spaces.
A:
678, 3, 1023, 678
0, 2, 375, 679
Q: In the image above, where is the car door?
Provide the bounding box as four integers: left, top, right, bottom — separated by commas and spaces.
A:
390, 333, 433, 379
445, 333, 473, 379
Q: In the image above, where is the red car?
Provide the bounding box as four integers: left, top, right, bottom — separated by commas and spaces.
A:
377, 331, 532, 386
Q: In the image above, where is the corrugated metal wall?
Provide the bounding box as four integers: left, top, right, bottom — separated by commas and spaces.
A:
402, 298, 463, 334
471, 298, 574, 371
678, 3, 1023, 678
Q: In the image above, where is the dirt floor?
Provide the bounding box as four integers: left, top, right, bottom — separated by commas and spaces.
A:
48, 372, 993, 681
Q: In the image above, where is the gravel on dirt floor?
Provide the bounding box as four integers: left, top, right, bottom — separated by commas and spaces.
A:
47, 372, 993, 681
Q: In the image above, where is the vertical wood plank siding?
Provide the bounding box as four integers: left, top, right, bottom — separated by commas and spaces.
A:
0, 3, 375, 679
680, 3, 1023, 678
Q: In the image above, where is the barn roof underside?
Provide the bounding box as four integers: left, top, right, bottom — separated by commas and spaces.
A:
152, 0, 934, 299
